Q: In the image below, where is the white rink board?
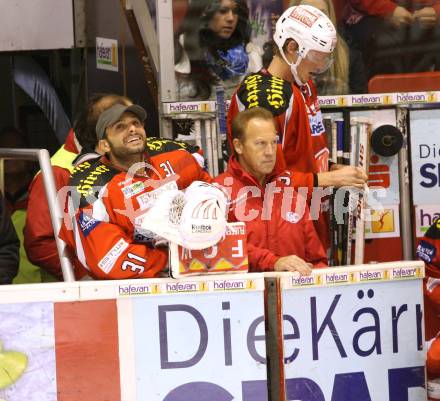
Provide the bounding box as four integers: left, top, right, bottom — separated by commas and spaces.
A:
130, 276, 268, 401
281, 268, 426, 401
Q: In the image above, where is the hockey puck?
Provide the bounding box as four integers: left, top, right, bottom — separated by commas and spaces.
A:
371, 125, 403, 157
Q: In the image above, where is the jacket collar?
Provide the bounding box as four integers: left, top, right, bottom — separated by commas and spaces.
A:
226, 155, 283, 187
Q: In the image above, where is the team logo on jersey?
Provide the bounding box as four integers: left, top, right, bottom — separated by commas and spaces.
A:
416, 240, 436, 264
78, 212, 100, 237
285, 212, 300, 223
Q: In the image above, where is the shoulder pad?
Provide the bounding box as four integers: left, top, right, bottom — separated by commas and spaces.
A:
237, 73, 293, 116
70, 159, 119, 208
146, 137, 198, 156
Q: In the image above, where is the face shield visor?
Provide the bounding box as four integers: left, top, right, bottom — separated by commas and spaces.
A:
302, 49, 333, 75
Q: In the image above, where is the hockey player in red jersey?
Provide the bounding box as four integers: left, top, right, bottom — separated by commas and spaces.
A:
227, 5, 367, 248
59, 104, 211, 280
416, 218, 440, 379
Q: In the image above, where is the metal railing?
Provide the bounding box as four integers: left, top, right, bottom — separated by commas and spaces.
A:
0, 148, 75, 282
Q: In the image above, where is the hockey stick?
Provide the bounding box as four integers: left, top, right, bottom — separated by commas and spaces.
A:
345, 117, 359, 265
204, 119, 215, 176
335, 119, 345, 265
215, 85, 228, 173
324, 117, 335, 265
354, 118, 372, 265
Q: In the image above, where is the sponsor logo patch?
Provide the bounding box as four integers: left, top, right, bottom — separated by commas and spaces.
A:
98, 239, 129, 274
416, 240, 436, 264
192, 224, 212, 233
136, 180, 178, 210
121, 181, 145, 198
78, 212, 100, 236
308, 110, 325, 136
289, 7, 318, 27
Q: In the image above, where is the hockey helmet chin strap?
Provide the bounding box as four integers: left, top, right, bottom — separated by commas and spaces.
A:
279, 46, 305, 87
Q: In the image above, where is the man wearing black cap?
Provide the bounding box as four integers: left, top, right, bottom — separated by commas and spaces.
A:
59, 104, 211, 280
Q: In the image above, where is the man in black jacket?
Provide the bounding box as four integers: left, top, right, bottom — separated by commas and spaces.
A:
0, 193, 19, 284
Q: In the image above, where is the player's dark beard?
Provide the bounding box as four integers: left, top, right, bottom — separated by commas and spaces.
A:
107, 137, 147, 161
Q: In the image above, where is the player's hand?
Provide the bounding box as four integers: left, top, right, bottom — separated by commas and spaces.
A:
274, 255, 313, 275
389, 6, 414, 27
413, 7, 437, 28
318, 166, 368, 189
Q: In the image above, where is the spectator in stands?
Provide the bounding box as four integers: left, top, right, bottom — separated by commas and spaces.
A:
59, 103, 211, 280
214, 107, 327, 273
24, 93, 132, 281
0, 192, 19, 284
0, 127, 42, 283
227, 5, 368, 250
174, 0, 262, 99
344, 0, 440, 81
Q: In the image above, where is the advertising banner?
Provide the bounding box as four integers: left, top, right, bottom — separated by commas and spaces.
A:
415, 204, 440, 238
0, 264, 427, 401
169, 222, 248, 277
281, 263, 426, 401
0, 275, 266, 401
364, 204, 400, 239
130, 275, 267, 401
96, 37, 119, 72
0, 302, 56, 401
351, 109, 400, 206
410, 109, 440, 205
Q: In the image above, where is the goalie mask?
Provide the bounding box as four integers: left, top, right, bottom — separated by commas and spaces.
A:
138, 181, 228, 250
274, 5, 336, 86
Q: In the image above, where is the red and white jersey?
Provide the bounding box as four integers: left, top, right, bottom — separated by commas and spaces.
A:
228, 69, 329, 178
59, 150, 211, 280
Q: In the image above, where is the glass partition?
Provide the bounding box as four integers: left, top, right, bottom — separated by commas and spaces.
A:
168, 0, 440, 100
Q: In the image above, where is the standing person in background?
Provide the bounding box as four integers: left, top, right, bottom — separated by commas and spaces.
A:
24, 93, 132, 281
344, 0, 440, 80
0, 192, 19, 284
214, 108, 327, 273
174, 0, 262, 99
227, 5, 368, 250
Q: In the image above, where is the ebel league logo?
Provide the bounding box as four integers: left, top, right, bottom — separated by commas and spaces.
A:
78, 212, 100, 237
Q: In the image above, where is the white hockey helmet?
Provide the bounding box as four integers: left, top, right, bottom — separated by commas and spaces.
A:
138, 181, 228, 250
178, 181, 228, 249
274, 5, 337, 85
